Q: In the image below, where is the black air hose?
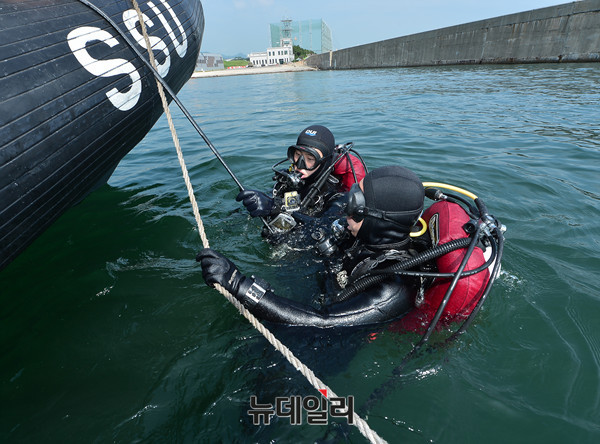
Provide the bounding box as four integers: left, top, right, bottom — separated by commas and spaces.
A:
416, 224, 481, 347
449, 226, 504, 339
334, 237, 473, 302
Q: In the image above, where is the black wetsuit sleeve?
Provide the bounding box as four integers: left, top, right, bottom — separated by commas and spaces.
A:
237, 276, 416, 328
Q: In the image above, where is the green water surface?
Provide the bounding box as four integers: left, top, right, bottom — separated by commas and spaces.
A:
2, 64, 599, 443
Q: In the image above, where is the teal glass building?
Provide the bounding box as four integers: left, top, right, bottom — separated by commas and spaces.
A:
270, 19, 332, 54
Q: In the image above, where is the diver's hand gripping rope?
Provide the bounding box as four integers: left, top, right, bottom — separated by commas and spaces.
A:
77, 1, 386, 442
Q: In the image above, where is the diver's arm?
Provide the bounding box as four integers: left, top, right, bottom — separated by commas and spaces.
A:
245, 278, 414, 328
197, 248, 414, 328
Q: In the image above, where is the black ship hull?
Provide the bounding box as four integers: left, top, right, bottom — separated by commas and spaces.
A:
0, 0, 204, 270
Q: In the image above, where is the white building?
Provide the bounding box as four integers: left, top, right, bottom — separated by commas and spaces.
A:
248, 51, 268, 67
249, 43, 293, 67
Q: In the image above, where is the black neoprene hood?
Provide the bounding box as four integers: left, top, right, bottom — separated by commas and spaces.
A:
358, 166, 425, 245
291, 125, 335, 159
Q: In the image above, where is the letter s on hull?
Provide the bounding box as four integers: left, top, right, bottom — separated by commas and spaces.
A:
67, 26, 142, 111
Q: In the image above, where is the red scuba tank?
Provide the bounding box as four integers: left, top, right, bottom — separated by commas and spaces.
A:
333, 153, 366, 191
392, 201, 490, 332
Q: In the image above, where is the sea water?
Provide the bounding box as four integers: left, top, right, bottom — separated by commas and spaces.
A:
2, 64, 600, 443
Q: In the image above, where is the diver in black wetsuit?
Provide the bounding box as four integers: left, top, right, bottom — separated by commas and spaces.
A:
236, 125, 366, 237
197, 166, 427, 328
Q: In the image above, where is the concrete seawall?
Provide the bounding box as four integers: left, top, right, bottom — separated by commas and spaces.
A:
306, 0, 600, 69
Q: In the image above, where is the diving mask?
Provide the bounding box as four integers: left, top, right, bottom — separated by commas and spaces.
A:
287, 145, 327, 171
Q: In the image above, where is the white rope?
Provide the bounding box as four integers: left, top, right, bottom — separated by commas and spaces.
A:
129, 2, 387, 442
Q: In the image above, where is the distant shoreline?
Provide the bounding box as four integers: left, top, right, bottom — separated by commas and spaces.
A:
191, 63, 316, 78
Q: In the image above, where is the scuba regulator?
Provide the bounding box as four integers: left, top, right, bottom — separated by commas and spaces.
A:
312, 218, 349, 257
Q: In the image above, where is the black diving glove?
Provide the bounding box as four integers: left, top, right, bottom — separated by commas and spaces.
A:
236, 190, 274, 218
196, 248, 244, 294
196, 248, 270, 307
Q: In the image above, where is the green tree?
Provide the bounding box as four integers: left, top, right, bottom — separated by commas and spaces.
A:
293, 45, 315, 61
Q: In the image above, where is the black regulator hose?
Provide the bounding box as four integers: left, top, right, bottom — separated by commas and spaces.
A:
299, 143, 354, 212
475, 197, 489, 217
333, 236, 473, 303
349, 148, 369, 174
415, 224, 481, 347
448, 225, 504, 339
425, 188, 479, 219
444, 193, 479, 218
375, 230, 498, 279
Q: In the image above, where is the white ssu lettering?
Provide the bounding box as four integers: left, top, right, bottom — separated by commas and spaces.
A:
123, 10, 171, 78
68, 0, 188, 112
67, 26, 142, 111
148, 0, 188, 57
